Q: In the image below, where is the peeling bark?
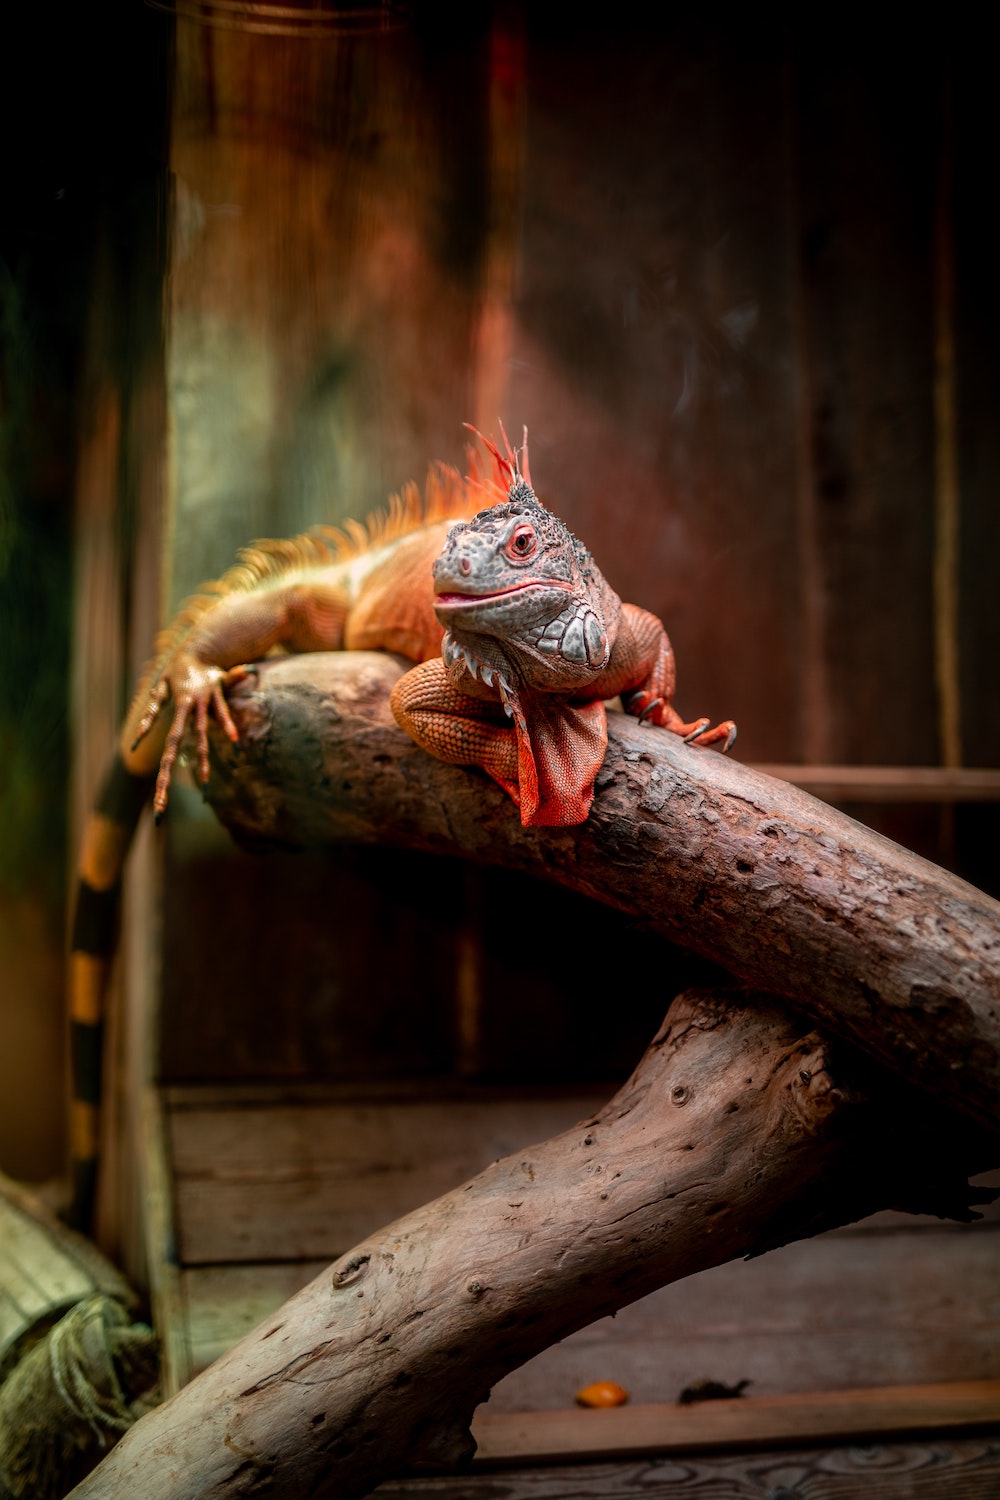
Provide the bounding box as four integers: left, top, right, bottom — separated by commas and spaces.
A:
203, 652, 1000, 1133
67, 988, 990, 1500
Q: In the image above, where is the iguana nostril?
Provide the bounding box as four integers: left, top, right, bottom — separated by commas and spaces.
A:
459, 556, 471, 576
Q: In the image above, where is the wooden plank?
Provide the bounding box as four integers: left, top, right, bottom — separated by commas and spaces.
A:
375, 1438, 1000, 1498
167, 1086, 995, 1272
753, 765, 1000, 802
163, 1080, 608, 1109
0, 1198, 94, 1327
167, 1089, 998, 1271
954, 49, 1000, 773
0, 1173, 135, 1369
489, 1224, 1000, 1413
510, 17, 802, 765
471, 1381, 1000, 1464
184, 1261, 327, 1373
792, 34, 939, 767
169, 1093, 606, 1264
177, 1221, 1000, 1400
158, 833, 469, 1086
140, 1086, 193, 1395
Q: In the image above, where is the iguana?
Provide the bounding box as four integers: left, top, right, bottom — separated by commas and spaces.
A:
69, 427, 734, 1223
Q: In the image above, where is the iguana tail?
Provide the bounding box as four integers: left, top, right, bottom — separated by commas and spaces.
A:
68, 755, 156, 1227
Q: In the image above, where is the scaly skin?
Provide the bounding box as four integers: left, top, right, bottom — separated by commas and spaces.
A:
67, 433, 734, 1225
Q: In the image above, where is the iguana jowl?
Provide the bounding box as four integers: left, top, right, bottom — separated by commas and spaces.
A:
69, 427, 734, 1221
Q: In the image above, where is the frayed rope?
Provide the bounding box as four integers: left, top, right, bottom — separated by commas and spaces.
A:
0, 1293, 158, 1498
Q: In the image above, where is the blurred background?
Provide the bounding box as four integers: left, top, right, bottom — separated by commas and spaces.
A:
0, 5, 996, 1206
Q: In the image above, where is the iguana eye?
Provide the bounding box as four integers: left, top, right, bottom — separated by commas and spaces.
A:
506, 523, 537, 561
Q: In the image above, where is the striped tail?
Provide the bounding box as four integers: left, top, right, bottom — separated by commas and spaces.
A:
68, 753, 154, 1229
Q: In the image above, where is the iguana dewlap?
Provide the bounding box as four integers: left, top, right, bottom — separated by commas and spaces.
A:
68, 428, 734, 1223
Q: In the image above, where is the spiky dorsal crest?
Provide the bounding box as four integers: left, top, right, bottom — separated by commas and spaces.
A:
149, 463, 479, 669
464, 421, 534, 498
461, 423, 594, 572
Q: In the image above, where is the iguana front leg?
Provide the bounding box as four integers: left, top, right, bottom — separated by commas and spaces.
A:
125, 579, 350, 815
390, 658, 521, 800
601, 603, 737, 752
391, 657, 611, 826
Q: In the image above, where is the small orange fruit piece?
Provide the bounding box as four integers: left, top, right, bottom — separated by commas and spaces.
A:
575, 1380, 629, 1408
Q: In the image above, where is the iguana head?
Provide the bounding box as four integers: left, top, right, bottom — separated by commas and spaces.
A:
433, 428, 622, 700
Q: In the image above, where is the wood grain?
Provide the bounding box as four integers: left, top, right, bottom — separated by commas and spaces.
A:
169, 1092, 606, 1265
0, 1171, 134, 1374
140, 1086, 192, 1395
471, 1382, 1000, 1463
373, 1437, 1000, 1498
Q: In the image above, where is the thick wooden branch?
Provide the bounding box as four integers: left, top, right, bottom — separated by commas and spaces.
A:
203, 652, 1000, 1134
68, 987, 989, 1500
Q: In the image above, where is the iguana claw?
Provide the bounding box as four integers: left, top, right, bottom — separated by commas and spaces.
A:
623, 690, 736, 756
689, 718, 738, 754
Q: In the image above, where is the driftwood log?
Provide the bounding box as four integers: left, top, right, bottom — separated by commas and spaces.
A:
67, 985, 992, 1500
68, 650, 999, 1498
206, 651, 1000, 1133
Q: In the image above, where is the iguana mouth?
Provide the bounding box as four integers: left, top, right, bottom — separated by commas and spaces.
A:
435, 580, 571, 607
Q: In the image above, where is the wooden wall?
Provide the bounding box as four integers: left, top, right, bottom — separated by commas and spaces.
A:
0, 0, 169, 1183
146, 11, 1000, 1100
159, 11, 1000, 771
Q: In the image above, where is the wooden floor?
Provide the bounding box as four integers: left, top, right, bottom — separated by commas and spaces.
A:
146, 1082, 1000, 1493
372, 1438, 1000, 1499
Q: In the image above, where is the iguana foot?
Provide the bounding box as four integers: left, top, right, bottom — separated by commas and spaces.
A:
133, 658, 250, 817
623, 691, 737, 755
674, 714, 737, 753
690, 719, 737, 753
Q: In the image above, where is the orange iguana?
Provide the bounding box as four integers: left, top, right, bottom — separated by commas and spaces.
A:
69, 427, 734, 1223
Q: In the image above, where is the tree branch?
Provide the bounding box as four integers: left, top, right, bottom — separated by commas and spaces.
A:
204, 652, 1000, 1134
67, 986, 991, 1500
